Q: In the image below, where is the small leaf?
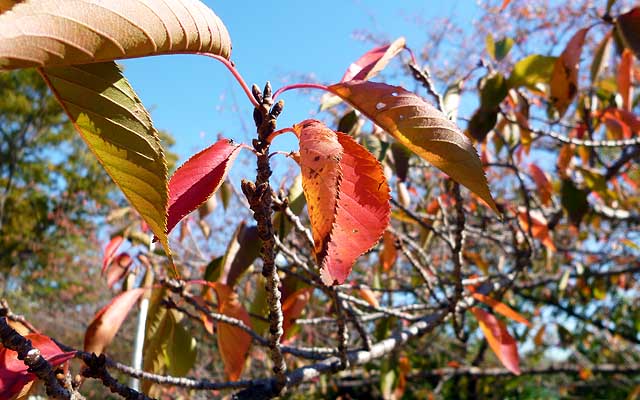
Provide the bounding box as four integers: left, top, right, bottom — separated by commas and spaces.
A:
381, 230, 398, 272
500, 0, 511, 11
517, 209, 556, 252
616, 7, 640, 58
561, 178, 589, 226
294, 120, 391, 285
528, 164, 553, 206
550, 28, 589, 116
0, 334, 75, 399
341, 37, 406, 82
472, 293, 531, 326
390, 142, 412, 182
84, 288, 145, 354
167, 139, 241, 234
106, 252, 133, 288
358, 286, 380, 308
0, 0, 232, 70
471, 307, 521, 375
211, 283, 251, 381
618, 49, 634, 111
533, 325, 545, 346
486, 35, 514, 61
507, 55, 557, 90
102, 236, 124, 273
41, 62, 174, 271
282, 287, 313, 340
590, 31, 612, 83
329, 81, 498, 213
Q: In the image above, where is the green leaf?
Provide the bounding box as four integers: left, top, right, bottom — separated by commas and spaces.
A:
337, 109, 360, 136
481, 72, 509, 109
487, 34, 514, 61
561, 178, 590, 226
40, 62, 173, 269
507, 55, 557, 90
591, 31, 612, 83
166, 317, 197, 377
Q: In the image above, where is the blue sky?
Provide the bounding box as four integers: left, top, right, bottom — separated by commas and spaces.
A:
120, 0, 479, 164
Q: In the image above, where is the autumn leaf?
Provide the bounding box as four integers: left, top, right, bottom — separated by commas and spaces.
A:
550, 28, 588, 116
210, 283, 251, 381
41, 62, 175, 273
500, 0, 511, 11
616, 7, 640, 58
282, 287, 313, 340
472, 293, 531, 326
507, 54, 557, 91
381, 230, 398, 272
0, 0, 232, 70
167, 139, 241, 234
294, 119, 391, 285
358, 286, 380, 308
0, 334, 76, 399
102, 236, 124, 273
618, 49, 634, 111
329, 81, 498, 214
528, 164, 553, 206
341, 37, 406, 82
84, 288, 145, 354
517, 209, 557, 252
471, 307, 521, 375
106, 253, 133, 288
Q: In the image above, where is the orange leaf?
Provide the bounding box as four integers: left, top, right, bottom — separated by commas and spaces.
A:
618, 49, 634, 111
84, 288, 145, 354
517, 209, 556, 252
294, 120, 390, 285
281, 287, 312, 340
550, 28, 589, 116
600, 107, 640, 138
528, 163, 552, 206
211, 283, 251, 381
381, 230, 398, 272
500, 0, 511, 11
357, 286, 380, 308
471, 307, 521, 375
329, 81, 498, 214
472, 293, 530, 326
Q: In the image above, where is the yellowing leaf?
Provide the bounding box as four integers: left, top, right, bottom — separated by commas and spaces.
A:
294, 120, 391, 285
41, 62, 174, 271
508, 55, 557, 90
471, 307, 521, 375
0, 0, 231, 70
211, 283, 251, 381
550, 28, 588, 116
329, 81, 498, 213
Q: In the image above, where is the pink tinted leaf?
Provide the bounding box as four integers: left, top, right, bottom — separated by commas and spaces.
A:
167, 139, 241, 234
471, 307, 521, 375
101, 236, 123, 273
0, 334, 75, 399
341, 37, 406, 82
106, 252, 133, 289
84, 288, 145, 354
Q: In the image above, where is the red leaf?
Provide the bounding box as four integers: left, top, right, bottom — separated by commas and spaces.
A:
281, 287, 313, 340
106, 252, 133, 288
600, 107, 640, 139
550, 28, 589, 116
528, 164, 552, 206
210, 283, 252, 381
0, 334, 75, 399
617, 7, 640, 58
500, 0, 511, 10
618, 49, 634, 111
102, 236, 123, 273
84, 288, 145, 354
167, 139, 241, 234
472, 293, 530, 326
470, 307, 520, 375
341, 37, 406, 82
293, 120, 391, 285
517, 209, 556, 252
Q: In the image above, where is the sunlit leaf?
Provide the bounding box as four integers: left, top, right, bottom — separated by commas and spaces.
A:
471, 307, 521, 375
472, 293, 531, 326
102, 235, 124, 273
341, 37, 405, 82
590, 31, 612, 83
381, 230, 398, 272
167, 138, 241, 234
528, 164, 553, 206
0, 0, 231, 70
211, 283, 251, 381
41, 62, 174, 271
84, 288, 145, 354
0, 334, 75, 399
618, 49, 634, 111
358, 286, 380, 308
486, 34, 514, 62
507, 55, 557, 90
106, 252, 133, 288
329, 81, 498, 213
294, 119, 391, 285
616, 7, 640, 58
500, 0, 511, 11
517, 209, 556, 252
550, 28, 588, 116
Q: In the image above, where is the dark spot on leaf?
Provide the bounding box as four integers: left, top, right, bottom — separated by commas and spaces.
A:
314, 155, 320, 161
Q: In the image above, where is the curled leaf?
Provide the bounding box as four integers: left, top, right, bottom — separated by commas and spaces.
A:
102, 236, 124, 273
471, 307, 520, 375
294, 120, 391, 285
167, 139, 241, 234
341, 37, 406, 82
329, 81, 498, 213
84, 288, 145, 354
0, 0, 232, 70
